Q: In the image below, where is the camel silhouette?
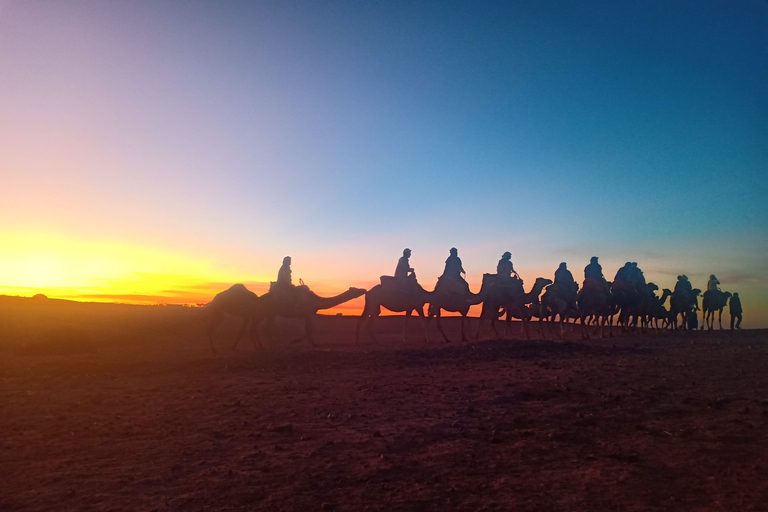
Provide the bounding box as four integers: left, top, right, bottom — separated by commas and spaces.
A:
476, 277, 551, 340
205, 284, 262, 352
577, 282, 615, 339
258, 285, 366, 346
427, 274, 493, 343
539, 283, 579, 339
701, 289, 732, 330
355, 273, 434, 344
668, 287, 701, 330
648, 288, 672, 330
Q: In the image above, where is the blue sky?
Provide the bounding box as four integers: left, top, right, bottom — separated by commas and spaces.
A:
1, 1, 766, 325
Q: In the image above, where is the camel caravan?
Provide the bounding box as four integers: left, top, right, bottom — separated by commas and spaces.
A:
205, 249, 742, 351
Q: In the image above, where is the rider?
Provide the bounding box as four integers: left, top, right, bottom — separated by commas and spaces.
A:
584, 256, 604, 282
628, 262, 646, 286
440, 247, 470, 293
674, 275, 693, 295
275, 255, 300, 307
553, 262, 578, 306
395, 248, 415, 289
707, 274, 720, 293
277, 256, 293, 288
496, 251, 515, 281
497, 251, 523, 294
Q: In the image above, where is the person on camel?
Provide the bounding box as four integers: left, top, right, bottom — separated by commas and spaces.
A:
627, 262, 646, 286
277, 256, 293, 289
674, 275, 694, 307
392, 248, 417, 293
729, 292, 742, 330
496, 251, 523, 294
707, 274, 721, 293
275, 255, 303, 309
553, 262, 578, 306
582, 256, 606, 293
612, 262, 633, 292
674, 275, 692, 295
584, 256, 604, 282
439, 248, 470, 294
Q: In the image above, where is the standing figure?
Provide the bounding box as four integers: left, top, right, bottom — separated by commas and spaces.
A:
729, 292, 742, 330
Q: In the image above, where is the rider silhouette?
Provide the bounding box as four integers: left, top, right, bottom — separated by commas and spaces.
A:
395, 248, 414, 280
554, 262, 578, 299
440, 247, 470, 294
277, 256, 293, 288
707, 274, 720, 292
496, 252, 515, 281
584, 256, 604, 282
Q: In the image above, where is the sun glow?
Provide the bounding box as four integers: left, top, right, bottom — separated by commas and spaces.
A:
0, 231, 254, 304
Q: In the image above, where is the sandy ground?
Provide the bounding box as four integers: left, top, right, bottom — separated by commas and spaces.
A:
1, 296, 767, 512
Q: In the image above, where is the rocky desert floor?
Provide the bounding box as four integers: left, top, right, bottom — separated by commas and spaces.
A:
1, 296, 766, 511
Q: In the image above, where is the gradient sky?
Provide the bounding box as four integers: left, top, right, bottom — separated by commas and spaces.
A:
1, 1, 766, 326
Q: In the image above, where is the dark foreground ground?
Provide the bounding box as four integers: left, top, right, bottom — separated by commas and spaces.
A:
1, 296, 766, 511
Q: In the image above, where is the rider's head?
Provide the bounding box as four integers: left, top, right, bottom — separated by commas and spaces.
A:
559, 262, 567, 269
710, 274, 716, 280
590, 256, 598, 263
450, 247, 458, 255
403, 248, 411, 257
502, 251, 511, 260
682, 275, 688, 281
283, 256, 291, 265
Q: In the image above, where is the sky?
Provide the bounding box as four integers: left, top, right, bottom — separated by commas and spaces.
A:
1, 1, 766, 326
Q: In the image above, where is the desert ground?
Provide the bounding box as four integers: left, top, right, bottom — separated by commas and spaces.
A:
1, 296, 766, 512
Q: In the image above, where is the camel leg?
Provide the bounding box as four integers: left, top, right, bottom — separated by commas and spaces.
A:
402, 310, 411, 343
248, 318, 265, 350
231, 316, 250, 351
416, 307, 430, 343
434, 309, 450, 343
367, 311, 380, 343
718, 309, 723, 330
207, 311, 223, 353
460, 314, 468, 342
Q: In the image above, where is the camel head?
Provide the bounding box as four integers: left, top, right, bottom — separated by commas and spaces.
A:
347, 287, 367, 299
647, 282, 659, 292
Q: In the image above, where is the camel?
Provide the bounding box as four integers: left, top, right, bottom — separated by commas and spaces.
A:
205, 284, 262, 352
701, 289, 732, 330
539, 283, 578, 339
476, 277, 552, 340
257, 285, 366, 346
356, 273, 434, 344
668, 288, 701, 330
577, 282, 614, 339
649, 288, 672, 330
427, 274, 493, 343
